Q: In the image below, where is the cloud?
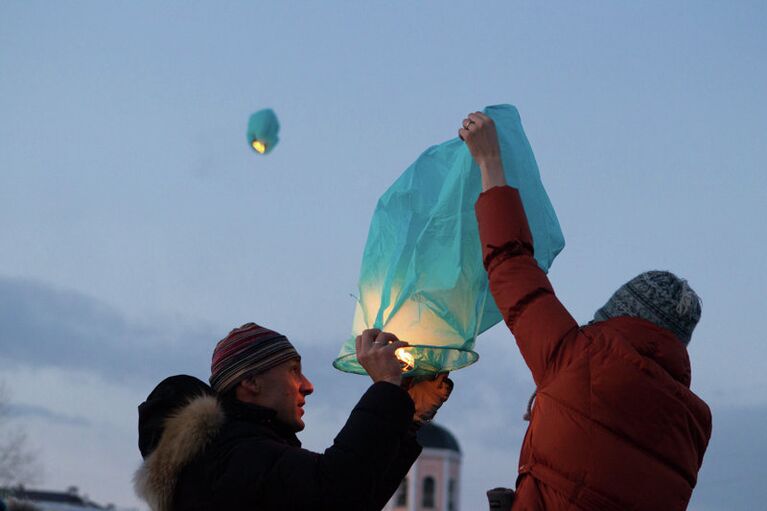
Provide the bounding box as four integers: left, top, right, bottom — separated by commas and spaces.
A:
6, 402, 91, 428
0, 275, 214, 383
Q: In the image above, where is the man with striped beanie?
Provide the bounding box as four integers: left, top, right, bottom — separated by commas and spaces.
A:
208, 322, 308, 432
135, 323, 453, 511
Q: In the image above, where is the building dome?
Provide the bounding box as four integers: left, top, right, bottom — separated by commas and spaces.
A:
416, 422, 461, 453
385, 422, 462, 511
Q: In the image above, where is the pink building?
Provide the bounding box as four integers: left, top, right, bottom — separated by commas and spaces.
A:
384, 422, 461, 511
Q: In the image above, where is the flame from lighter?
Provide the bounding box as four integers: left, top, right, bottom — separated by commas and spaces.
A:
395, 348, 415, 372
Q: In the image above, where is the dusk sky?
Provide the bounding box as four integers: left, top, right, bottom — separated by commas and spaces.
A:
1, 2, 765, 510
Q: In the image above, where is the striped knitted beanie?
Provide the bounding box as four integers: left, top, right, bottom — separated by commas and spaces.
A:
594, 270, 702, 346
209, 322, 299, 393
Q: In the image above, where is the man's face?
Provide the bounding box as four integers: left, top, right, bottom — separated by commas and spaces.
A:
252, 357, 314, 432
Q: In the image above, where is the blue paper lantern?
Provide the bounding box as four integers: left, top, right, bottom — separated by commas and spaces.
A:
333, 105, 565, 376
247, 109, 280, 154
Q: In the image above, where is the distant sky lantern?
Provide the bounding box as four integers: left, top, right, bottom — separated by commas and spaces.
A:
333, 104, 566, 377
247, 108, 280, 155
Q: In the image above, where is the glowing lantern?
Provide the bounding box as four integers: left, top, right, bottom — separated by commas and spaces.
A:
247, 108, 280, 155
333, 104, 565, 377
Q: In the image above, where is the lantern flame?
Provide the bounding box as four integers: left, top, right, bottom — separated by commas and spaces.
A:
395, 348, 415, 372
251, 140, 267, 154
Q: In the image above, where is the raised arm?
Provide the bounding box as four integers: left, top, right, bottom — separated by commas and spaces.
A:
461, 112, 580, 386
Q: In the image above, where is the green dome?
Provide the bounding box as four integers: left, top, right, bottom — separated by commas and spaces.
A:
416, 422, 461, 453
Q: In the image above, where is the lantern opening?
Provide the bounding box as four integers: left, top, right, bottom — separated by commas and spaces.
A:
251, 140, 267, 154
334, 344, 478, 377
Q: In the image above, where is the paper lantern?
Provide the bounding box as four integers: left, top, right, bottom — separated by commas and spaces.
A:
247, 109, 280, 154
333, 104, 565, 377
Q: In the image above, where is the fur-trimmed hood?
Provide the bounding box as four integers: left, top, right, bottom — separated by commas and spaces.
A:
134, 395, 224, 511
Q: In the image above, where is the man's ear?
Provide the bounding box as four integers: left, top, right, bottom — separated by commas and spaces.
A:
240, 377, 261, 395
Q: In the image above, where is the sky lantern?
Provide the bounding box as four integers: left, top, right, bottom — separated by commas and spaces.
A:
247, 108, 280, 154
333, 104, 565, 377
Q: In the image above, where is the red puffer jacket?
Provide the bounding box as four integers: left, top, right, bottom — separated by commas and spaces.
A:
475, 186, 711, 511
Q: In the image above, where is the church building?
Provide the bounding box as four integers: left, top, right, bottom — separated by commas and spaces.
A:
384, 422, 462, 511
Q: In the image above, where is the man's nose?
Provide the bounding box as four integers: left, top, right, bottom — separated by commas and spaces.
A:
301, 375, 314, 396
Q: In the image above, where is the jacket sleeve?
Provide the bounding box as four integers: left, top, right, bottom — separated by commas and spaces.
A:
260, 382, 420, 510
475, 185, 579, 386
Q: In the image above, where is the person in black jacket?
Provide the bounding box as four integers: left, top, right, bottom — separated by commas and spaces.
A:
135, 322, 452, 511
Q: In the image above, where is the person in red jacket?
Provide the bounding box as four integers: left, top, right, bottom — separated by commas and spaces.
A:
460, 112, 711, 511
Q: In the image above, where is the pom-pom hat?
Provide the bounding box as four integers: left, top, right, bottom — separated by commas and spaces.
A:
594, 271, 702, 346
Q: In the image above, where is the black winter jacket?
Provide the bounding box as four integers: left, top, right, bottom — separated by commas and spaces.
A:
135, 380, 421, 511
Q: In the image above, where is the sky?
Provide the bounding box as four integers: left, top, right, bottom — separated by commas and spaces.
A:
1, 1, 765, 509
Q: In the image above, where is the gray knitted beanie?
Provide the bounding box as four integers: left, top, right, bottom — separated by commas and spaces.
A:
594, 271, 702, 346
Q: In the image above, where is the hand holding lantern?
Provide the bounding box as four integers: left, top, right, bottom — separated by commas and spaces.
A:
355, 329, 409, 387
459, 111, 508, 192
405, 373, 454, 426
459, 111, 500, 167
